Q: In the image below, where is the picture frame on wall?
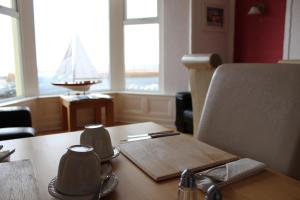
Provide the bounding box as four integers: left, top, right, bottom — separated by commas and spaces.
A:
203, 1, 227, 32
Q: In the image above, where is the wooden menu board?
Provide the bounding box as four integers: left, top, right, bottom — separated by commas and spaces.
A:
0, 159, 40, 200
119, 135, 238, 181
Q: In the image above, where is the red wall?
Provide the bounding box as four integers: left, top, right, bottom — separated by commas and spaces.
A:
234, 0, 286, 63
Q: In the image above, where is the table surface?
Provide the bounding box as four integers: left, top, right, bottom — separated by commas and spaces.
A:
1, 122, 300, 200
60, 94, 113, 102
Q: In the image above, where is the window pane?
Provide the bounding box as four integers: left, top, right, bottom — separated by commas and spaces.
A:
34, 0, 110, 95
124, 24, 159, 91
0, 14, 19, 99
0, 0, 12, 8
126, 0, 157, 19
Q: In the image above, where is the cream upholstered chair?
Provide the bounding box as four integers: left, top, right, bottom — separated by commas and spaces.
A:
197, 63, 300, 180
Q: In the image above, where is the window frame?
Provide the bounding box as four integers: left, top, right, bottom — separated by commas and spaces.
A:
123, 0, 162, 92
0, 0, 18, 17
123, 0, 159, 31
124, 0, 158, 22
0, 0, 24, 100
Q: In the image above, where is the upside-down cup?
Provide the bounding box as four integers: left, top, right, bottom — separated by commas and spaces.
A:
55, 145, 101, 196
80, 124, 114, 159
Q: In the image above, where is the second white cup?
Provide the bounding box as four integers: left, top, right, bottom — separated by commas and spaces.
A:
80, 124, 114, 160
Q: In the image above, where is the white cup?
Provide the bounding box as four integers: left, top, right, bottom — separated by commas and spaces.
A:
55, 145, 101, 196
80, 124, 114, 159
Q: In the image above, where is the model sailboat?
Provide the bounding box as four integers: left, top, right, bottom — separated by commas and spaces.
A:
52, 36, 101, 92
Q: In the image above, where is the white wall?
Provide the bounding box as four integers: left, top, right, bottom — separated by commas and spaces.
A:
190, 0, 235, 62
284, 0, 300, 59
162, 0, 190, 94
162, 0, 236, 94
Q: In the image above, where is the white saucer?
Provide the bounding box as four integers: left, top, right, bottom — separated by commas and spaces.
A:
48, 173, 118, 200
101, 146, 120, 162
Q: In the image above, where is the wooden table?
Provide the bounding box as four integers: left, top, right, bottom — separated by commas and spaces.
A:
1, 122, 300, 200
61, 94, 114, 131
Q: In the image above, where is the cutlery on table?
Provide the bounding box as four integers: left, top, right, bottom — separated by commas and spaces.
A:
121, 131, 180, 142
0, 149, 15, 162
127, 131, 176, 138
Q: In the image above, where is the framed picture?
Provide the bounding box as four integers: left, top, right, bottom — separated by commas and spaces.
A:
203, 2, 227, 32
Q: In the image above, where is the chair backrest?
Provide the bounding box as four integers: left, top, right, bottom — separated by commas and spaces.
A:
197, 63, 300, 180
0, 106, 32, 128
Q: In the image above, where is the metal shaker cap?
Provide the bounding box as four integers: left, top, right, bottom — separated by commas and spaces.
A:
179, 169, 196, 188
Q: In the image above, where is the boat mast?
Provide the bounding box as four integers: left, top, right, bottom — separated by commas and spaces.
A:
72, 37, 76, 83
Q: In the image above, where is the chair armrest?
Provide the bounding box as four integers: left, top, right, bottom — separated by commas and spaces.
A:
0, 106, 33, 128
0, 127, 35, 141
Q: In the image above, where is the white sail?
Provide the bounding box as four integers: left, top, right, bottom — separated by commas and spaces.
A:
52, 45, 74, 83
52, 36, 101, 91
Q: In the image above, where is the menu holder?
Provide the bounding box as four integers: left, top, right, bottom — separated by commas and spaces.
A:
0, 159, 40, 200
119, 134, 238, 181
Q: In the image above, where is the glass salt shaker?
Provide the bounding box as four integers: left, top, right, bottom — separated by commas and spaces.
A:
178, 169, 200, 200
205, 185, 222, 200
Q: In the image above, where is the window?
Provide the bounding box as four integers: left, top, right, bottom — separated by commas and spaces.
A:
0, 0, 13, 8
34, 0, 110, 95
124, 0, 160, 92
0, 0, 22, 100
126, 0, 157, 19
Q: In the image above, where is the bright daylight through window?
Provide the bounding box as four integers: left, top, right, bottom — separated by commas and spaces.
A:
0, 0, 21, 100
34, 0, 110, 95
124, 0, 159, 91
